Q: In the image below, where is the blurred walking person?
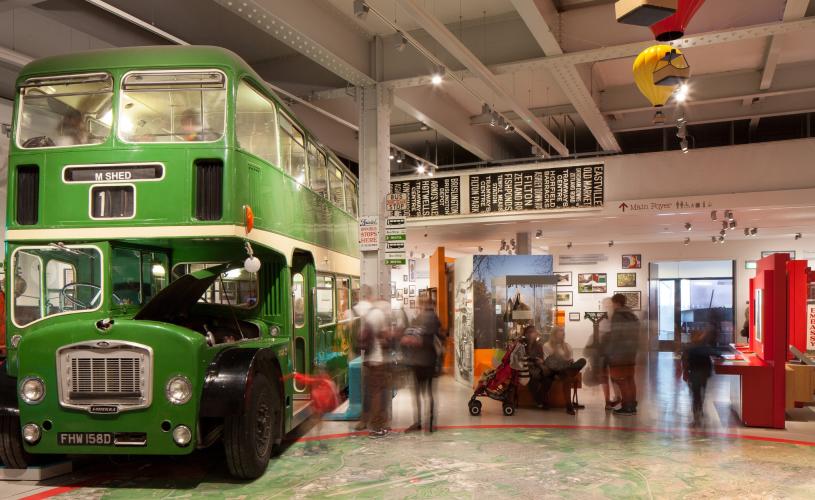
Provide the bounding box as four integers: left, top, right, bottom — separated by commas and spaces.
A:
355, 285, 394, 438
608, 293, 640, 416
599, 298, 622, 410
404, 297, 444, 433
681, 330, 715, 426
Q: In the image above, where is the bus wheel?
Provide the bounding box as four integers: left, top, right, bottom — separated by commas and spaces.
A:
0, 415, 34, 470
224, 373, 279, 479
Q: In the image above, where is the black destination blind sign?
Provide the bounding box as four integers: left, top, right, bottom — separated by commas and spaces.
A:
63, 164, 163, 183
469, 164, 604, 214
390, 177, 461, 217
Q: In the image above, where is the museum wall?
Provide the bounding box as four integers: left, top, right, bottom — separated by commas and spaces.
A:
550, 237, 815, 348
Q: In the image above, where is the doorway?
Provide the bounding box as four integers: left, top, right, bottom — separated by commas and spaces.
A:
649, 260, 735, 351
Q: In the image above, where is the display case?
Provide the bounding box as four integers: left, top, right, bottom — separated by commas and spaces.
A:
492, 275, 559, 344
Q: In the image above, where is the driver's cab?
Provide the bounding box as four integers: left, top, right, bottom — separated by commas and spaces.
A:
8, 242, 169, 328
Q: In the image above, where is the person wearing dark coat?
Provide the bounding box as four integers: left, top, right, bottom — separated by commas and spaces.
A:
404, 297, 444, 432
607, 293, 640, 416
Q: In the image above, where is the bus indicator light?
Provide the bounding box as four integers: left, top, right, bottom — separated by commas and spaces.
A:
244, 205, 254, 233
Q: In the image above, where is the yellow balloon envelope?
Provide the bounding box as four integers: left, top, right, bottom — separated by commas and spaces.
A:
633, 44, 679, 107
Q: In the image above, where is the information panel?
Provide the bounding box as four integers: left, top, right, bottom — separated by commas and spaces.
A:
469, 164, 604, 214
390, 177, 461, 218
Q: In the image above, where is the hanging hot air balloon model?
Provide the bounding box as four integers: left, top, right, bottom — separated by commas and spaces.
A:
650, 0, 705, 41
653, 48, 691, 86
633, 44, 689, 124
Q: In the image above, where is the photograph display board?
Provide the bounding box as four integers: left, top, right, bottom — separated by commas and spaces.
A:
468, 164, 604, 214
390, 177, 461, 217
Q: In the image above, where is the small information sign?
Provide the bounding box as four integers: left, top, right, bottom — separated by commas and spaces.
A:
358, 216, 379, 251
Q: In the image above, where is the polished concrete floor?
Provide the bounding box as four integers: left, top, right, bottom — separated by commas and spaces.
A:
3, 353, 815, 499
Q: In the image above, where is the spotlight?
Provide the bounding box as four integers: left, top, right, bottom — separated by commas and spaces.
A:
680, 138, 689, 153
389, 149, 395, 160
396, 34, 408, 52
535, 229, 543, 239
711, 236, 717, 244
419, 123, 429, 131
724, 210, 734, 221
719, 229, 726, 237
396, 152, 403, 164
684, 222, 692, 231
489, 111, 499, 127
718, 235, 725, 244
684, 237, 690, 245
416, 163, 426, 174
608, 240, 614, 247
653, 110, 665, 124
728, 220, 737, 230
674, 83, 689, 103
353, 0, 369, 18
478, 246, 484, 253
503, 121, 511, 131
750, 227, 758, 236
795, 233, 802, 240
427, 168, 434, 177
710, 210, 717, 221
430, 65, 445, 85
566, 241, 573, 249
744, 228, 750, 236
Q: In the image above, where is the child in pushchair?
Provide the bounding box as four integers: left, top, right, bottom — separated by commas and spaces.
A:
468, 334, 528, 416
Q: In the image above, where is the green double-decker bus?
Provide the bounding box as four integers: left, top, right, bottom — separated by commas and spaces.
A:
0, 46, 360, 478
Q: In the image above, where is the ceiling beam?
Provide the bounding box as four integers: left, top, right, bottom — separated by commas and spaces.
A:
510, 0, 620, 152
212, 0, 374, 86
760, 0, 809, 91
393, 87, 501, 161
396, 0, 569, 157
470, 104, 578, 126
312, 16, 815, 101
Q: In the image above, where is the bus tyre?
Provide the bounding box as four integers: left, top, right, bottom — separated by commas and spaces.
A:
224, 373, 279, 479
0, 415, 34, 470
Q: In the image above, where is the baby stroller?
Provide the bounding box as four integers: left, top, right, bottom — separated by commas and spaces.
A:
468, 337, 527, 417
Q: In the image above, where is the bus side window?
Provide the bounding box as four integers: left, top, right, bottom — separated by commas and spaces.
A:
279, 112, 307, 184
344, 175, 358, 217
308, 143, 328, 198
328, 160, 346, 211
316, 275, 335, 325
351, 278, 361, 310
236, 81, 278, 166
337, 277, 352, 321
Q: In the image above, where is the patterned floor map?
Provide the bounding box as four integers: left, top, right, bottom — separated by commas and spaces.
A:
48, 427, 815, 499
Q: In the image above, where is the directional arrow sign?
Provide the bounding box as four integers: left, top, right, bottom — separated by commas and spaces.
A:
618, 202, 629, 213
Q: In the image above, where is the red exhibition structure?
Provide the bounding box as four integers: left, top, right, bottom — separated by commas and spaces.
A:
715, 253, 815, 429
650, 0, 705, 41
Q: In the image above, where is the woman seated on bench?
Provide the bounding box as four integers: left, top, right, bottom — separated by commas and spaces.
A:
526, 326, 587, 415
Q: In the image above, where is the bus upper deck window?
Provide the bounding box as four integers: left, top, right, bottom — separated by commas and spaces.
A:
17, 73, 113, 149
120, 71, 226, 143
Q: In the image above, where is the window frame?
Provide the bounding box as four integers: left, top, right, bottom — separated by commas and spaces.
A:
327, 158, 347, 212
315, 273, 336, 326
16, 72, 114, 150
235, 79, 281, 168
117, 68, 228, 145
277, 110, 307, 184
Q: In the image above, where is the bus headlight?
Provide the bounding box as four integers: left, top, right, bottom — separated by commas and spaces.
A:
165, 376, 192, 405
20, 377, 45, 404
10, 335, 22, 349
22, 423, 41, 444
172, 425, 192, 447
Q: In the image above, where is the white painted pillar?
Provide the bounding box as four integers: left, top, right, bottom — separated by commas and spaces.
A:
358, 84, 392, 299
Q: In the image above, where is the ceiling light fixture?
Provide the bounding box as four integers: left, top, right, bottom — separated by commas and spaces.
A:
711, 236, 717, 244
719, 229, 726, 237
728, 220, 737, 230
396, 152, 403, 164
389, 149, 395, 160
674, 83, 689, 103
419, 123, 429, 131
750, 227, 758, 236
567, 242, 573, 249
353, 0, 369, 18
794, 232, 802, 240
608, 240, 614, 247
724, 210, 734, 221
489, 111, 499, 127
427, 167, 434, 177
710, 210, 717, 221
718, 235, 725, 244
396, 34, 408, 52
430, 65, 445, 85
684, 222, 692, 231
744, 228, 750, 237
684, 237, 690, 245
535, 229, 543, 239
416, 163, 426, 174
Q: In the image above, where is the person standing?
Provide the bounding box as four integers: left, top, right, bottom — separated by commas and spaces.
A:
598, 298, 622, 410
353, 286, 393, 437
405, 297, 443, 433
681, 330, 715, 426
608, 293, 640, 416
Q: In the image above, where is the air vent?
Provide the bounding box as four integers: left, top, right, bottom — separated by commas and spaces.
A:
558, 254, 609, 266
16, 165, 39, 225
195, 159, 223, 221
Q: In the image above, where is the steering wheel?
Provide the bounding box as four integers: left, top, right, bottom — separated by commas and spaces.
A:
22, 136, 55, 148
60, 283, 109, 310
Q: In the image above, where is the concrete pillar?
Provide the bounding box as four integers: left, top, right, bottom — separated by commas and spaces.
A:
516, 232, 531, 255
358, 83, 392, 299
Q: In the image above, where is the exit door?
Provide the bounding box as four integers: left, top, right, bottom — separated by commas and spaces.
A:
291, 255, 314, 394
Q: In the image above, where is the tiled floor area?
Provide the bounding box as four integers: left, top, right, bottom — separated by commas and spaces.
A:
3, 353, 815, 499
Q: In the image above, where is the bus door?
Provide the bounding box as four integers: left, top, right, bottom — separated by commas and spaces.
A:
314, 274, 336, 372
291, 257, 313, 395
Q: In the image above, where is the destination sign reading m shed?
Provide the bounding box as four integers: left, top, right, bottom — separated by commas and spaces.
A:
63, 163, 164, 183
469, 164, 604, 214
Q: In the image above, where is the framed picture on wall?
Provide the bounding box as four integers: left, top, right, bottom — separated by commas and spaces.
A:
409, 259, 416, 281
403, 296, 409, 305
409, 285, 416, 296
577, 273, 607, 293
761, 250, 796, 259
614, 290, 641, 310
621, 254, 642, 269
403, 275, 408, 281
553, 271, 572, 287
409, 299, 416, 308
556, 291, 573, 306
569, 312, 581, 322
617, 272, 637, 287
